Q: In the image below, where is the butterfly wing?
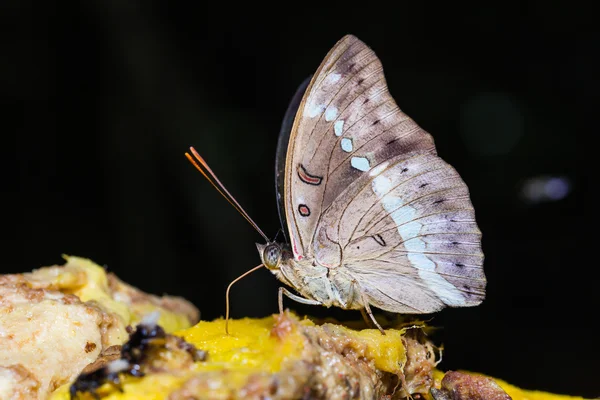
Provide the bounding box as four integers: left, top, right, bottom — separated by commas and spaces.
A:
318, 152, 485, 312
284, 35, 435, 259
276, 76, 312, 243
282, 35, 485, 312
284, 35, 435, 260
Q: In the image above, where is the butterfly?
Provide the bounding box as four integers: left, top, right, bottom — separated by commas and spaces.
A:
187, 35, 486, 334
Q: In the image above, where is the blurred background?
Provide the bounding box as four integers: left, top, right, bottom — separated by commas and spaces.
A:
3, 2, 594, 397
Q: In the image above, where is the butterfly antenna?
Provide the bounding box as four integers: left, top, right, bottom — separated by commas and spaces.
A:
185, 147, 269, 242
225, 263, 265, 335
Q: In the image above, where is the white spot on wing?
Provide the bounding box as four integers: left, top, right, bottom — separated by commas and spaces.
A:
341, 138, 353, 152
370, 175, 465, 306
407, 252, 464, 306
350, 157, 371, 172
325, 106, 338, 122
305, 102, 325, 118
329, 73, 341, 83
334, 120, 344, 136
369, 162, 389, 177
372, 175, 392, 196
399, 220, 423, 240
351, 157, 370, 171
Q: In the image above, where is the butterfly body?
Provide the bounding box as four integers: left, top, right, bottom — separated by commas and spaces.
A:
258, 242, 363, 310
267, 35, 486, 323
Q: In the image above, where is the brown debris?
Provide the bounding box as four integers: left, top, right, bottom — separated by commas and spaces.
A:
141, 334, 206, 374
431, 370, 512, 400
81, 346, 122, 374
401, 332, 436, 397
270, 312, 295, 340
85, 342, 97, 353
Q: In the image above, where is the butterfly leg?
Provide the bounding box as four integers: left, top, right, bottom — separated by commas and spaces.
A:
360, 292, 386, 335
278, 287, 322, 314
360, 309, 374, 328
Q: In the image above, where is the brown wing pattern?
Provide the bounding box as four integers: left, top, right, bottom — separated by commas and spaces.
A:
284, 35, 435, 260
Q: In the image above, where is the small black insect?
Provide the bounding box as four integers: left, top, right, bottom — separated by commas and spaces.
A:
69, 361, 125, 400
121, 319, 167, 374
70, 313, 207, 399
70, 314, 166, 399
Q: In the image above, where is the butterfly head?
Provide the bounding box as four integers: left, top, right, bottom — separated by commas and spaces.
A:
256, 242, 283, 270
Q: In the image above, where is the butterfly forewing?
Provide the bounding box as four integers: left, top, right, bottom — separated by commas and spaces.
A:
285, 36, 435, 259
283, 35, 485, 312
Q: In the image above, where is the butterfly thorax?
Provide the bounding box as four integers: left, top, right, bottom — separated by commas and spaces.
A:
256, 242, 363, 309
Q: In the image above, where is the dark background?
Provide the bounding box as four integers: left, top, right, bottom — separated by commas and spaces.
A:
3, 2, 594, 397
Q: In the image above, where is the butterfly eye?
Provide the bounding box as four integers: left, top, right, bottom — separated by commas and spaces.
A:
263, 244, 282, 270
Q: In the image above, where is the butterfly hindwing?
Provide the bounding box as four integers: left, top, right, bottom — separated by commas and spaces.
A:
314, 152, 485, 312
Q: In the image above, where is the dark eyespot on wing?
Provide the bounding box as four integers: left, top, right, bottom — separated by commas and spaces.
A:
298, 204, 311, 217
297, 164, 323, 186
